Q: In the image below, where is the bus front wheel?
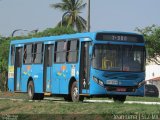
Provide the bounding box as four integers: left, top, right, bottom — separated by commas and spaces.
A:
71, 81, 84, 102
113, 95, 126, 103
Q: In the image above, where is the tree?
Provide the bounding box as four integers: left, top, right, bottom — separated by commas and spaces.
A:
51, 0, 87, 32
136, 25, 160, 65
0, 37, 10, 91
34, 26, 76, 37
0, 34, 2, 44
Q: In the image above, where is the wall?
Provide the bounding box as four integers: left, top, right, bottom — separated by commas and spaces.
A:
145, 64, 160, 80
145, 63, 160, 98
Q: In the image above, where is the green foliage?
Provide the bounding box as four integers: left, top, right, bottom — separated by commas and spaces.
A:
51, 0, 87, 32
0, 38, 10, 91
0, 27, 76, 91
135, 25, 160, 64
34, 26, 77, 37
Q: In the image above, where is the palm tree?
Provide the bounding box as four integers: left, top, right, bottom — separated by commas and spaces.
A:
51, 0, 87, 32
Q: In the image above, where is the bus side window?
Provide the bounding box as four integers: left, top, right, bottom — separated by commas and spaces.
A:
23, 44, 32, 64
54, 40, 66, 63
33, 43, 43, 64
11, 46, 15, 65
67, 39, 79, 63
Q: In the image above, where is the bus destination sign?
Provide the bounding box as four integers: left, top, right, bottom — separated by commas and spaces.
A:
112, 35, 127, 41
96, 33, 144, 43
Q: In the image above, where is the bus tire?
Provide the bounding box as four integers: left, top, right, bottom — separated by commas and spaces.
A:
27, 80, 37, 100
71, 81, 84, 102
113, 95, 126, 103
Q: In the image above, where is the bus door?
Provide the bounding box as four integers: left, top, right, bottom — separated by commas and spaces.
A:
43, 44, 54, 93
79, 42, 91, 94
14, 46, 23, 91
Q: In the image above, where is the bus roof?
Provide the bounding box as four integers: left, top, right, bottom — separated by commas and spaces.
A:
10, 31, 143, 45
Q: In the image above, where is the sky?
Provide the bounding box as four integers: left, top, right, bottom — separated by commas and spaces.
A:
0, 0, 160, 37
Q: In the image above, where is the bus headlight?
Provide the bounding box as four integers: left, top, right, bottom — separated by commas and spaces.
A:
93, 76, 104, 87
93, 76, 98, 83
99, 80, 104, 87
137, 80, 146, 88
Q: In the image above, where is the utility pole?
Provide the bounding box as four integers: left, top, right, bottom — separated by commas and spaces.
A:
87, 0, 90, 32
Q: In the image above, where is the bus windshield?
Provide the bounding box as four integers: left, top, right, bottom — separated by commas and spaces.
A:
92, 44, 145, 72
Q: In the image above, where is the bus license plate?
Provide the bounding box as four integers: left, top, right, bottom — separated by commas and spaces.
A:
106, 80, 118, 85
116, 87, 126, 92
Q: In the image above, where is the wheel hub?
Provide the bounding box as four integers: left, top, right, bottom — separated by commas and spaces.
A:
28, 86, 32, 97
73, 87, 78, 99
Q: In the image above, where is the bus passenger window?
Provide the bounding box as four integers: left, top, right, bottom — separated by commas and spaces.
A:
33, 43, 43, 64
54, 40, 66, 63
23, 44, 32, 64
67, 39, 79, 63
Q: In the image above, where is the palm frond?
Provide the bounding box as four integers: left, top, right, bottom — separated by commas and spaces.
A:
76, 18, 83, 32
50, 3, 68, 11
51, 0, 87, 32
77, 3, 87, 11
78, 16, 87, 25
75, 16, 86, 32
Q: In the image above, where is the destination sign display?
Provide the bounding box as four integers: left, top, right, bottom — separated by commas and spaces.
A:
96, 33, 144, 43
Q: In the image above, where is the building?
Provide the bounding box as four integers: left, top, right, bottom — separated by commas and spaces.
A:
145, 63, 160, 97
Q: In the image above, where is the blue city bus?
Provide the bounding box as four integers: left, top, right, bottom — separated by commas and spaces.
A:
8, 31, 146, 102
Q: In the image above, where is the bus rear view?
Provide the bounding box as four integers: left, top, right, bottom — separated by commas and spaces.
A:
90, 32, 146, 102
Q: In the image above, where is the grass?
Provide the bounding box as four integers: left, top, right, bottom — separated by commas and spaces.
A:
0, 99, 160, 120
127, 96, 160, 102
0, 99, 159, 114
0, 99, 160, 113
0, 92, 160, 120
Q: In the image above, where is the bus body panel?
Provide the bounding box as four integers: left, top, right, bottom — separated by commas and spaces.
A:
21, 65, 30, 92
89, 79, 107, 95
90, 68, 145, 96
52, 64, 60, 94
54, 64, 68, 94
52, 63, 80, 94
8, 75, 14, 92
21, 64, 44, 93
90, 78, 144, 96
46, 67, 52, 92
31, 64, 44, 93
16, 68, 21, 90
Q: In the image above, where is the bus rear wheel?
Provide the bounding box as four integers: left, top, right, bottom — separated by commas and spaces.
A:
113, 95, 126, 103
71, 81, 84, 102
